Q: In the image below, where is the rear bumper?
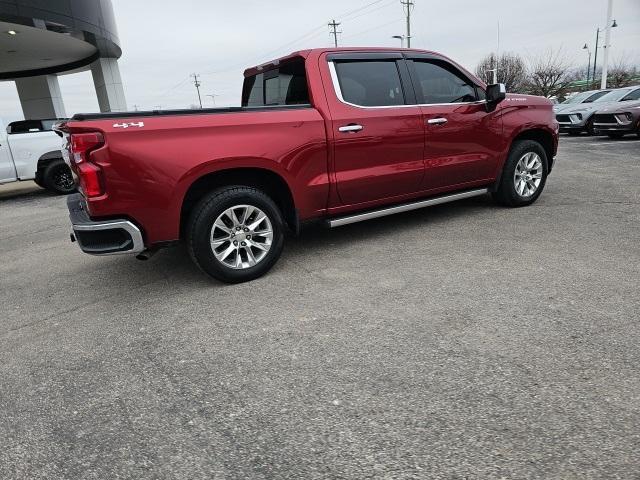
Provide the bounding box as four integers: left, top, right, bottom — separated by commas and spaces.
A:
67, 193, 145, 256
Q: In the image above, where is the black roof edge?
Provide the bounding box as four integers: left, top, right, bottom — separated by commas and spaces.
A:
70, 104, 313, 121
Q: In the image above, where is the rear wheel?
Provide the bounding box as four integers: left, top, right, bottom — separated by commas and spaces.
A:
42, 159, 75, 195
187, 186, 285, 283
492, 140, 548, 207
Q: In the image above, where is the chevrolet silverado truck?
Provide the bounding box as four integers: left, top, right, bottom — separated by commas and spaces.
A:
57, 47, 558, 283
1, 118, 75, 194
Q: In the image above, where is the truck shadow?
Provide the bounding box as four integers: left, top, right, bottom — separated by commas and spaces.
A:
0, 182, 58, 201
66, 194, 497, 288
139, 194, 497, 285
290, 194, 495, 253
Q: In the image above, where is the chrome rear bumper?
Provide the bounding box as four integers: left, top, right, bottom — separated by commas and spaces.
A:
67, 194, 145, 256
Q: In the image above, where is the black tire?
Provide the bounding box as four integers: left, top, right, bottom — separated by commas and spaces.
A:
586, 119, 596, 136
187, 186, 285, 283
33, 176, 45, 189
492, 140, 549, 208
607, 133, 625, 139
42, 159, 76, 195
567, 131, 580, 136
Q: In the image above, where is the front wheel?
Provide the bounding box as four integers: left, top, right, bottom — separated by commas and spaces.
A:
187, 186, 285, 283
42, 159, 76, 195
492, 140, 548, 207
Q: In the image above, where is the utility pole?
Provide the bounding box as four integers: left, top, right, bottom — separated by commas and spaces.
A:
401, 0, 414, 48
328, 19, 341, 47
600, 0, 613, 89
191, 73, 203, 109
132, 104, 139, 111
206, 94, 219, 106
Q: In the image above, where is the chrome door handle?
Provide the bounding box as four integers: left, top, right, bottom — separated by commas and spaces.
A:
427, 118, 448, 125
338, 124, 363, 133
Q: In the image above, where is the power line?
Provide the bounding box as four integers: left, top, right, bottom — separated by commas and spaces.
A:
341, 0, 396, 22
191, 73, 203, 108
400, 0, 414, 48
328, 19, 342, 47
341, 18, 404, 41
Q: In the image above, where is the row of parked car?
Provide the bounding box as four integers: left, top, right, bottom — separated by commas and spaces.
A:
554, 85, 640, 138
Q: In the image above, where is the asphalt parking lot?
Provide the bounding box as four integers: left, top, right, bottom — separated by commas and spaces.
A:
1, 135, 639, 479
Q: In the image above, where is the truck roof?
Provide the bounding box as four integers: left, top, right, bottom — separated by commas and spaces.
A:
243, 47, 445, 77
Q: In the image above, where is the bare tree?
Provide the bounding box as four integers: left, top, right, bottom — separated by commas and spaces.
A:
607, 57, 639, 88
475, 52, 527, 92
523, 48, 575, 98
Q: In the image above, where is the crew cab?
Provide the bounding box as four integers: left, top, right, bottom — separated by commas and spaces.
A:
57, 48, 558, 283
0, 118, 75, 194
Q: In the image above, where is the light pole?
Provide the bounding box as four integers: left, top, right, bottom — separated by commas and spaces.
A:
601, 0, 617, 89
592, 19, 617, 90
583, 43, 591, 88
392, 35, 406, 48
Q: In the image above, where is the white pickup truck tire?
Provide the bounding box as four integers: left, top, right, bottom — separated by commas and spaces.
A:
41, 159, 75, 195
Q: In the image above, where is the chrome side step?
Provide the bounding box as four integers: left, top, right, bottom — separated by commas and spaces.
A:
327, 188, 489, 228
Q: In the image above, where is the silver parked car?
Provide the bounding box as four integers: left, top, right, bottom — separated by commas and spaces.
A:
553, 89, 610, 113
556, 86, 640, 135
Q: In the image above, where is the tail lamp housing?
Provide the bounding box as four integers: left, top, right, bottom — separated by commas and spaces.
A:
68, 132, 105, 197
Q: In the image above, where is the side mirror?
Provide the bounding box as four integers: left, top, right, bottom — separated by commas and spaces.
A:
486, 83, 506, 105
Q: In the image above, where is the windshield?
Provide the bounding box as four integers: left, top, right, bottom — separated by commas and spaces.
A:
562, 91, 592, 105
593, 89, 633, 103
583, 91, 610, 103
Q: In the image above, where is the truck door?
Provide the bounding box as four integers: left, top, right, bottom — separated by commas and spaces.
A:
0, 129, 17, 183
326, 53, 425, 206
406, 55, 504, 191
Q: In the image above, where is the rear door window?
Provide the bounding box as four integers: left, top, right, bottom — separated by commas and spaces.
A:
242, 59, 309, 107
334, 60, 405, 107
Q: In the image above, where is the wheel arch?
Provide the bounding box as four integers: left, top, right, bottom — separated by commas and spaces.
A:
511, 128, 556, 172
35, 150, 64, 181
179, 167, 298, 239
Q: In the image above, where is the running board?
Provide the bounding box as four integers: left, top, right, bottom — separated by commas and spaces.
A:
327, 188, 489, 228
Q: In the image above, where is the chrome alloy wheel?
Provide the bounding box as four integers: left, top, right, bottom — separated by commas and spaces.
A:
514, 152, 543, 198
210, 205, 273, 269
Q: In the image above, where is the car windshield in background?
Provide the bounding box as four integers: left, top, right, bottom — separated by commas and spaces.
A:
593, 89, 634, 103
562, 91, 593, 104
583, 91, 610, 103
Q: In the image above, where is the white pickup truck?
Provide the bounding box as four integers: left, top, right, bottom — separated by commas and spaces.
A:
0, 118, 74, 194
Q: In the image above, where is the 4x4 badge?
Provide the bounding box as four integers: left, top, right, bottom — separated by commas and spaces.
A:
113, 122, 145, 129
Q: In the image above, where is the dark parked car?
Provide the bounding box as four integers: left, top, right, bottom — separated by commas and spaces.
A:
593, 100, 640, 138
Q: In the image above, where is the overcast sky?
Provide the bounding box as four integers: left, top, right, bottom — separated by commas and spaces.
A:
1, 0, 639, 123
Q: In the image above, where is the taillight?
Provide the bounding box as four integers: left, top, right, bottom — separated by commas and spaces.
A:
69, 132, 105, 197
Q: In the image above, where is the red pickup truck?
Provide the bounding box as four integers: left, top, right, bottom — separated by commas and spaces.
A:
58, 48, 558, 283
